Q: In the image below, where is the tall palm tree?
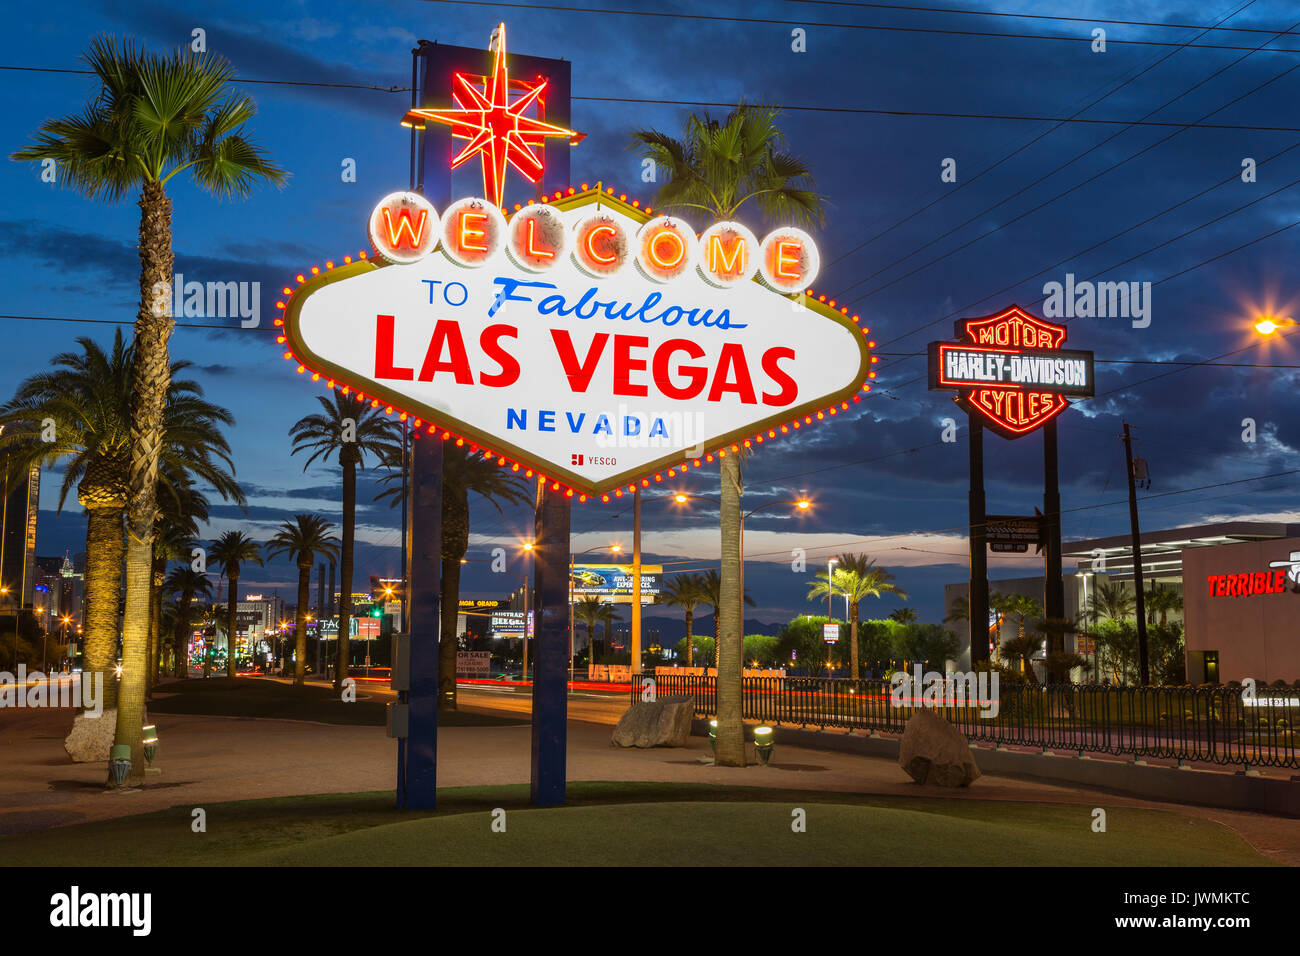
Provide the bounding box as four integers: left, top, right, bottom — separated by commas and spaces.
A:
266, 514, 339, 686
290, 392, 400, 690
806, 555, 909, 678
633, 104, 824, 767
14, 35, 285, 783
379, 443, 529, 709
699, 569, 755, 667
0, 332, 242, 711
1000, 594, 1042, 645
659, 572, 708, 666
163, 565, 211, 679
573, 596, 615, 662
209, 531, 262, 678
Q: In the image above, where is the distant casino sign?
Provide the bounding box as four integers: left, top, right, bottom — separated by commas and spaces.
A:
928, 305, 1094, 438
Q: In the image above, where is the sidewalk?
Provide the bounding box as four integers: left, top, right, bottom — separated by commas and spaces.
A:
2, 701, 1300, 864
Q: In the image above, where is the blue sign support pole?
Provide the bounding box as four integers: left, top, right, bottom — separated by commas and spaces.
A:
530, 483, 570, 806
402, 433, 443, 809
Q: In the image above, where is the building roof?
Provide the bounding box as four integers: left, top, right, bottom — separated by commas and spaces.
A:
1064, 521, 1300, 576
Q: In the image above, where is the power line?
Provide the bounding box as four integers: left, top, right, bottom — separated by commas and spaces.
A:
0, 64, 407, 93
836, 22, 1300, 304
420, 0, 1300, 54
782, 0, 1300, 37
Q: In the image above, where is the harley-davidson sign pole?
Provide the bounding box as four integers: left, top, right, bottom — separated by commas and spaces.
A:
929, 305, 1094, 670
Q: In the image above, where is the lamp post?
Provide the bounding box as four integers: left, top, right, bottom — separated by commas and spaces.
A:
1253, 314, 1297, 335
569, 543, 622, 685
673, 493, 812, 658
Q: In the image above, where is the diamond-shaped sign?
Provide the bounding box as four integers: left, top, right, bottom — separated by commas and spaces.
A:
280, 187, 874, 497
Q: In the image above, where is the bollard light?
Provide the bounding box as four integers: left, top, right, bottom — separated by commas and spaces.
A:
109, 744, 132, 789
142, 725, 158, 770
708, 719, 718, 754
753, 725, 775, 765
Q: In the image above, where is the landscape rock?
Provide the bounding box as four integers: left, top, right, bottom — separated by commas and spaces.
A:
64, 708, 148, 763
612, 695, 695, 748
898, 708, 981, 787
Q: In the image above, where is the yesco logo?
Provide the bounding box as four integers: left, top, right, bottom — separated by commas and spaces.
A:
50, 886, 151, 936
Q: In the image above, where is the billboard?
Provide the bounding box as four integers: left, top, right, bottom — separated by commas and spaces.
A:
570, 563, 661, 601
490, 610, 534, 637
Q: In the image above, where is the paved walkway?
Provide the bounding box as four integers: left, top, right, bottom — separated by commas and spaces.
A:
2, 697, 1300, 864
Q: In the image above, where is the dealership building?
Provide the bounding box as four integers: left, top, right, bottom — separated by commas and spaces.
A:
944, 521, 1300, 683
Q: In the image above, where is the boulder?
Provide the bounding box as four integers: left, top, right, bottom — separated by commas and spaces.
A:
898, 709, 981, 787
612, 695, 694, 748
64, 708, 148, 763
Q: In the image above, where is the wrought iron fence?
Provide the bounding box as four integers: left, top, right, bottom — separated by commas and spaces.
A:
634, 674, 1300, 770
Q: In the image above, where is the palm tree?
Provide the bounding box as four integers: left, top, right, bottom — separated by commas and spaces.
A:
806, 555, 909, 679
633, 104, 824, 767
14, 35, 285, 783
1144, 584, 1182, 626
163, 565, 211, 679
0, 332, 242, 711
889, 608, 918, 625
573, 596, 615, 663
1000, 595, 1042, 644
1084, 579, 1135, 624
149, 473, 209, 690
379, 443, 529, 709
266, 515, 339, 686
699, 569, 755, 667
659, 572, 708, 666
290, 391, 400, 689
209, 531, 262, 678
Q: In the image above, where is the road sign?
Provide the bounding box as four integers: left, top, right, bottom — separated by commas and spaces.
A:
986, 513, 1044, 554
823, 623, 840, 643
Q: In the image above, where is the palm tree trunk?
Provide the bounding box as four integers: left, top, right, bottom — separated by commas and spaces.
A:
438, 488, 470, 710
850, 601, 861, 678
715, 454, 745, 766
225, 574, 240, 677
685, 608, 694, 666
172, 591, 192, 679
295, 562, 311, 685
82, 504, 123, 711
114, 180, 176, 786
336, 459, 355, 690
147, 565, 163, 695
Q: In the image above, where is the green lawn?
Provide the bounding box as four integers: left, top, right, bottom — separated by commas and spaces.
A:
0, 782, 1271, 867
146, 677, 525, 728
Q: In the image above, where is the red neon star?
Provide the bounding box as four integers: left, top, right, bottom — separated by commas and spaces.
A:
404, 23, 580, 207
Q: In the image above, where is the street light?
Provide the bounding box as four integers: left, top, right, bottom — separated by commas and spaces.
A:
1253, 314, 1297, 335
673, 493, 812, 662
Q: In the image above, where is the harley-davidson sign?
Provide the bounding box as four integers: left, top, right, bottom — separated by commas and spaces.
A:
927, 305, 1093, 438
279, 186, 874, 497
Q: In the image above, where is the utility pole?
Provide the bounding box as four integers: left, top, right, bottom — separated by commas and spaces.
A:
968, 419, 989, 665
1122, 422, 1150, 685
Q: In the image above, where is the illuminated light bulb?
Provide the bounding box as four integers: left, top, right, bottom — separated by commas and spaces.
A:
359, 251, 367, 259
579, 495, 587, 502
386, 406, 394, 414
868, 372, 877, 379
718, 449, 726, 458
498, 457, 506, 466
631, 200, 639, 207
793, 421, 801, 429
283, 351, 293, 360
311, 266, 319, 275
327, 380, 335, 389
277, 336, 286, 344
829, 299, 836, 308
568, 187, 575, 194
817, 412, 824, 420
667, 469, 676, 477
805, 416, 813, 423
326, 261, 334, 270
581, 183, 589, 190
511, 463, 519, 471
616, 489, 623, 497
829, 408, 836, 415
442, 431, 450, 439
705, 454, 713, 462
274, 318, 283, 327
344, 256, 352, 264
526, 469, 533, 477
312, 373, 320, 382
602, 494, 610, 502
681, 462, 689, 471
456, 438, 464, 446
654, 474, 662, 482
756, 435, 763, 443
282, 287, 292, 295
731, 443, 739, 452
296, 274, 305, 283
565, 488, 574, 497
865, 384, 872, 391
553, 481, 561, 490
693, 459, 701, 467
275, 300, 285, 309
619, 193, 626, 201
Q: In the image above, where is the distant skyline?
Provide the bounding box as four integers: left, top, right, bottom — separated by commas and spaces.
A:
5, 0, 1298, 626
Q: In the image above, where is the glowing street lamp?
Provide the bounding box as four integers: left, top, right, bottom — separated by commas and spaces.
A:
1254, 314, 1297, 335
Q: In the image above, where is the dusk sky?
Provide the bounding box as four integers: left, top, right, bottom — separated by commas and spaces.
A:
4, 0, 1298, 632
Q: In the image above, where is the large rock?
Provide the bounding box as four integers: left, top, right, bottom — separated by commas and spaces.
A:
612, 695, 694, 748
898, 709, 981, 787
64, 708, 148, 763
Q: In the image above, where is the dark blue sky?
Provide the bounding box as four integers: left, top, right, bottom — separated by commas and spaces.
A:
4, 0, 1298, 629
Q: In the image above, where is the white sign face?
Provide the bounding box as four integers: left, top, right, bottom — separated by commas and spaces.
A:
284, 191, 872, 496
823, 623, 840, 643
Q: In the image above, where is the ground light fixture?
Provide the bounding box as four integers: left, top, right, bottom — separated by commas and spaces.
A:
753, 725, 774, 765
708, 719, 718, 754
109, 745, 131, 789
142, 725, 158, 772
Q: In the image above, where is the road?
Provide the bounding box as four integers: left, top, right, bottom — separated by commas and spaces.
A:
349, 677, 633, 725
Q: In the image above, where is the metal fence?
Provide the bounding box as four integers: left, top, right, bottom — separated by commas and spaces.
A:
634, 673, 1300, 770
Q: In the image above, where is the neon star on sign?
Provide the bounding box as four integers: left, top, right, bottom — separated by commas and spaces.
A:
403, 23, 580, 207
927, 305, 1094, 438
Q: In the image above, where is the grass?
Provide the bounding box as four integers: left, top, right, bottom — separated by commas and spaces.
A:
146, 678, 526, 728
0, 782, 1272, 867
